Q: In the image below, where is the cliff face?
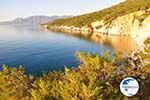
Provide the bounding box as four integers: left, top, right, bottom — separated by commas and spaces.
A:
43, 10, 150, 49
92, 10, 150, 48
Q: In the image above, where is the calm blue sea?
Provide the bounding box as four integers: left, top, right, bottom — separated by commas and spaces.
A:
0, 25, 115, 75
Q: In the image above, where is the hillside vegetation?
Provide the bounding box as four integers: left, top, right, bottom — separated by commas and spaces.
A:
0, 38, 150, 100
45, 0, 150, 27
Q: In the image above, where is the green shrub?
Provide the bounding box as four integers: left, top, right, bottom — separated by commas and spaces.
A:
0, 65, 34, 100
0, 38, 150, 100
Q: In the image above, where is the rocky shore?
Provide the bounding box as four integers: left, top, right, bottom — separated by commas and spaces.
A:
42, 10, 150, 50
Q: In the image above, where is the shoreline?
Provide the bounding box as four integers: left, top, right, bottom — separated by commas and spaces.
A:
40, 25, 138, 53
42, 10, 150, 51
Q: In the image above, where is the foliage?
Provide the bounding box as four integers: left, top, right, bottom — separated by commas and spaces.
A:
45, 0, 150, 27
0, 66, 34, 100
0, 38, 150, 100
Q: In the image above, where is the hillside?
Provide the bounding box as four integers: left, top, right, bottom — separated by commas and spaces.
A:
43, 0, 150, 48
45, 0, 150, 27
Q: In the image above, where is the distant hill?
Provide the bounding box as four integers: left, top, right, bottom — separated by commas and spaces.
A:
0, 15, 69, 26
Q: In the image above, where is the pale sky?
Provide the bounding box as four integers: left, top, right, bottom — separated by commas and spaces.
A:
0, 0, 123, 22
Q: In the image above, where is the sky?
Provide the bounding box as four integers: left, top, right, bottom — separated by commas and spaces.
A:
0, 0, 123, 22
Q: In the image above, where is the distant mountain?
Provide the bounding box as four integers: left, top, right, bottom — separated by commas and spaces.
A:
0, 15, 69, 26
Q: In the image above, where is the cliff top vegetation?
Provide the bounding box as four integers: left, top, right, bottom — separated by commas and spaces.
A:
44, 0, 150, 27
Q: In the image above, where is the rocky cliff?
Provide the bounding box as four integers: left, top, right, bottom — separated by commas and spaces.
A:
43, 10, 150, 49
91, 10, 150, 48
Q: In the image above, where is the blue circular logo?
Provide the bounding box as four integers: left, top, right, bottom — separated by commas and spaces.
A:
120, 77, 139, 97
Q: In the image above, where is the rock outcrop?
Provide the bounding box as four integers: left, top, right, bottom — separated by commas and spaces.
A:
91, 10, 150, 48
43, 10, 150, 49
